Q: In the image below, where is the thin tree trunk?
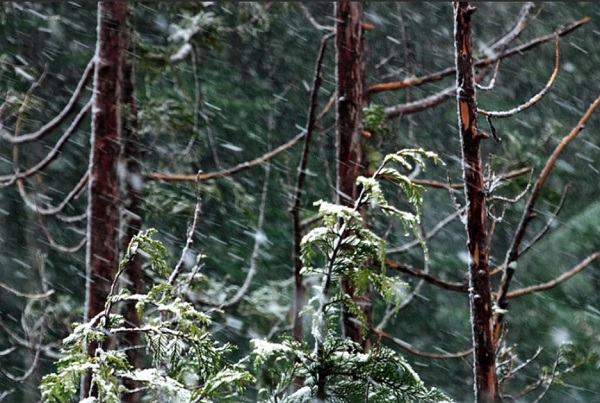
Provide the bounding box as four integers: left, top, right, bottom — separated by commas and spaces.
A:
454, 3, 497, 402
120, 6, 143, 403
82, 2, 125, 398
335, 2, 370, 350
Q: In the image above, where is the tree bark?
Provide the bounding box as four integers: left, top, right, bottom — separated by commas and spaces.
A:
454, 3, 498, 402
335, 2, 370, 350
83, 2, 125, 398
120, 6, 143, 403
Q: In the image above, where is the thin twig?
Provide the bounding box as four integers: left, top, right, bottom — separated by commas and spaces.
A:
519, 183, 569, 256
169, 171, 203, 286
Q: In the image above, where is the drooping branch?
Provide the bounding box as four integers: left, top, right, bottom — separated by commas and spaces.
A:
298, 3, 334, 32
16, 172, 89, 215
145, 130, 305, 183
478, 34, 560, 119
37, 213, 87, 254
495, 94, 600, 340
0, 100, 92, 185
291, 32, 333, 341
1, 58, 95, 144
505, 253, 599, 299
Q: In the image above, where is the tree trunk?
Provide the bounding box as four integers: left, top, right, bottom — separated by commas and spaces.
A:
82, 2, 125, 398
335, 2, 370, 350
120, 6, 143, 403
453, 3, 498, 402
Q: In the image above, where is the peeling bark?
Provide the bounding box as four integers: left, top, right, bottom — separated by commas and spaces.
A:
83, 2, 125, 398
454, 3, 497, 402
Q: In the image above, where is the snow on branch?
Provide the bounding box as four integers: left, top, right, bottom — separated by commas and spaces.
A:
478, 34, 560, 119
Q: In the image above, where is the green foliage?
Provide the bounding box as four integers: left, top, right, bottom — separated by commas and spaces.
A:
362, 104, 390, 137
252, 149, 450, 401
40, 230, 253, 403
252, 333, 450, 402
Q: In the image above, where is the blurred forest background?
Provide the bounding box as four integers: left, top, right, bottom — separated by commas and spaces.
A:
0, 2, 599, 401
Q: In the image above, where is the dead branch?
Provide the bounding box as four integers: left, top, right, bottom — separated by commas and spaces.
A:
37, 213, 86, 253
478, 34, 560, 119
386, 259, 468, 293
369, 16, 588, 97
0, 331, 43, 382
486, 2, 535, 51
290, 32, 333, 340
16, 172, 89, 215
495, 94, 600, 339
169, 172, 203, 286
145, 130, 305, 183
506, 253, 599, 299
520, 184, 569, 256
0, 100, 92, 185
373, 328, 472, 359
1, 58, 95, 144
298, 3, 334, 32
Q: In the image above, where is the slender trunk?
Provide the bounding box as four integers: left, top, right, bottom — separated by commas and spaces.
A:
454, 3, 497, 402
83, 2, 125, 398
335, 2, 370, 350
120, 7, 143, 403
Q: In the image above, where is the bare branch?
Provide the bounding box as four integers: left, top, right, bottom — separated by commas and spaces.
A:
169, 172, 203, 286
145, 130, 305, 183
298, 3, 334, 32
369, 16, 589, 97
373, 328, 472, 359
506, 253, 599, 299
1, 58, 95, 144
0, 100, 92, 185
520, 184, 569, 256
487, 2, 535, 51
0, 283, 53, 300
16, 172, 89, 215
496, 94, 600, 330
386, 259, 468, 293
37, 213, 86, 253
479, 34, 560, 119
290, 32, 333, 340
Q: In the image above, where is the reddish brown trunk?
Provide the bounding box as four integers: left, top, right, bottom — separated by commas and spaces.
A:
335, 2, 370, 350
120, 8, 143, 403
454, 3, 498, 402
83, 2, 125, 398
